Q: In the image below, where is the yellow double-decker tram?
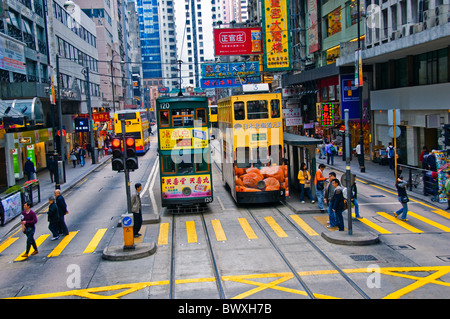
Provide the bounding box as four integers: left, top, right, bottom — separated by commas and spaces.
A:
218, 85, 288, 204
114, 109, 150, 154
156, 96, 213, 212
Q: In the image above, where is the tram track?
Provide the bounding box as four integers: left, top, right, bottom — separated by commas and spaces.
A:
168, 212, 226, 299
245, 205, 370, 299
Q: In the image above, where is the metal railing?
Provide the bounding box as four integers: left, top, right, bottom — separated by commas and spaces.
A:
398, 164, 438, 199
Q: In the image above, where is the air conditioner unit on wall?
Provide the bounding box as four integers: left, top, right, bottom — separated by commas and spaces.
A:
423, 10, 436, 29
402, 24, 415, 37
414, 23, 423, 33
435, 13, 450, 26
435, 4, 449, 16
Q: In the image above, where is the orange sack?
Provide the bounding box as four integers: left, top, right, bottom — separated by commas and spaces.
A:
260, 166, 285, 182
241, 172, 263, 188
263, 177, 280, 190
246, 167, 264, 180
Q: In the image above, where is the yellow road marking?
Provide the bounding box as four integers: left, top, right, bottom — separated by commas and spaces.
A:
15, 234, 50, 261
238, 218, 258, 240
211, 219, 227, 241
289, 215, 319, 236
408, 212, 450, 232
186, 221, 197, 243
0, 237, 19, 253
351, 213, 391, 234
264, 216, 288, 238
47, 231, 78, 257
432, 209, 450, 219
83, 228, 107, 254
158, 223, 170, 245
7, 266, 450, 299
377, 212, 423, 233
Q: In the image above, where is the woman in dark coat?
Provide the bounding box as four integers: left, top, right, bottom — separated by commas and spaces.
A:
48, 196, 60, 240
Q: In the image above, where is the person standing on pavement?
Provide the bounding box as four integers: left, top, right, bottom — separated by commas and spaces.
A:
324, 172, 337, 228
298, 162, 315, 204
131, 183, 143, 238
387, 142, 395, 170
325, 141, 336, 165
20, 202, 38, 258
330, 179, 345, 231
55, 189, 69, 236
314, 164, 327, 211
24, 157, 36, 181
47, 156, 56, 183
47, 196, 60, 240
79, 146, 87, 167
394, 176, 409, 220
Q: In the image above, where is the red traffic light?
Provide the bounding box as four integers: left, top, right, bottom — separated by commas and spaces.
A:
112, 138, 121, 148
126, 137, 135, 147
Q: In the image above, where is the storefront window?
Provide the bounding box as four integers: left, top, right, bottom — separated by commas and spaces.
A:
327, 7, 342, 37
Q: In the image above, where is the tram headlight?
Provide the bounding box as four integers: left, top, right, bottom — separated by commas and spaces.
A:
257, 180, 266, 189
182, 187, 192, 196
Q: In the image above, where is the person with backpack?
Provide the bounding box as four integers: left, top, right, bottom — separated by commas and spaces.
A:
326, 141, 336, 165
387, 142, 395, 170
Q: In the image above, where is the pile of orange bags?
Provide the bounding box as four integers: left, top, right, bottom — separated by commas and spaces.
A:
235, 165, 288, 192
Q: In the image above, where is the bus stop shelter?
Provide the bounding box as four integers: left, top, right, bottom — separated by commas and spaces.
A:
283, 133, 323, 199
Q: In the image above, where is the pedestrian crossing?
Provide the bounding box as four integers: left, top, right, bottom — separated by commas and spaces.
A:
1, 209, 449, 260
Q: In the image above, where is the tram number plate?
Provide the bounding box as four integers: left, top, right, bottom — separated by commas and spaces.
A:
204, 197, 213, 203
160, 103, 171, 109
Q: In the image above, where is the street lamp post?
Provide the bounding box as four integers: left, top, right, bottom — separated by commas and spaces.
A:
83, 67, 96, 164
357, 0, 365, 173
55, 54, 65, 189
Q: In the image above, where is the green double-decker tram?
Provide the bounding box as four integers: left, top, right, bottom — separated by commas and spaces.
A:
156, 96, 214, 213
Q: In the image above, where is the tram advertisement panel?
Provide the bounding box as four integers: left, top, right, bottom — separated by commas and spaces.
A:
161, 175, 211, 199
234, 165, 288, 195
159, 127, 209, 150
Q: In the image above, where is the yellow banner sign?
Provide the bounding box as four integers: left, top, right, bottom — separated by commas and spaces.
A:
262, 0, 291, 71
159, 127, 209, 150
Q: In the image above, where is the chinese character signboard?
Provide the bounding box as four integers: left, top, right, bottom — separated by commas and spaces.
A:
214, 27, 262, 56
321, 103, 334, 127
202, 62, 260, 79
200, 76, 261, 89
262, 0, 291, 71
161, 175, 211, 199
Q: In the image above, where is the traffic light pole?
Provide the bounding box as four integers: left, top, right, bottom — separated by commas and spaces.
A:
121, 120, 132, 215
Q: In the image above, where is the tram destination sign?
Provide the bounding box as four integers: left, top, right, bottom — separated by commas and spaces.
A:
201, 62, 260, 79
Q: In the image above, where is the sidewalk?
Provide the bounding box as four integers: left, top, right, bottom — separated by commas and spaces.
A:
0, 154, 112, 239
315, 153, 448, 211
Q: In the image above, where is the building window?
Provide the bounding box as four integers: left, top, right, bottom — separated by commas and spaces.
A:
326, 7, 342, 37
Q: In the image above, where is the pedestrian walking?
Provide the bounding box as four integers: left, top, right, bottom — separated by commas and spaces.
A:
131, 183, 143, 238
55, 189, 69, 236
443, 171, 450, 210
325, 142, 336, 165
394, 176, 409, 220
314, 164, 327, 210
330, 179, 345, 231
70, 149, 77, 168
23, 157, 36, 181
79, 147, 87, 167
387, 142, 395, 170
20, 202, 38, 258
298, 163, 315, 204
356, 142, 364, 169
47, 156, 57, 183
47, 196, 60, 240
324, 172, 337, 228
350, 179, 360, 218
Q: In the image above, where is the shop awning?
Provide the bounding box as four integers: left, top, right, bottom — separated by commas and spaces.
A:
283, 133, 323, 146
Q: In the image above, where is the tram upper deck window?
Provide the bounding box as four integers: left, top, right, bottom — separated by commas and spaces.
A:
159, 111, 170, 127
172, 108, 194, 126
247, 100, 269, 119
271, 100, 280, 118
196, 108, 207, 126
234, 102, 245, 120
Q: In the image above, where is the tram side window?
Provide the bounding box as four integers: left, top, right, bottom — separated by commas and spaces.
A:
196, 108, 207, 126
159, 111, 170, 127
269, 145, 282, 165
161, 155, 176, 173
234, 102, 245, 120
271, 100, 280, 118
247, 100, 269, 119
236, 147, 251, 168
